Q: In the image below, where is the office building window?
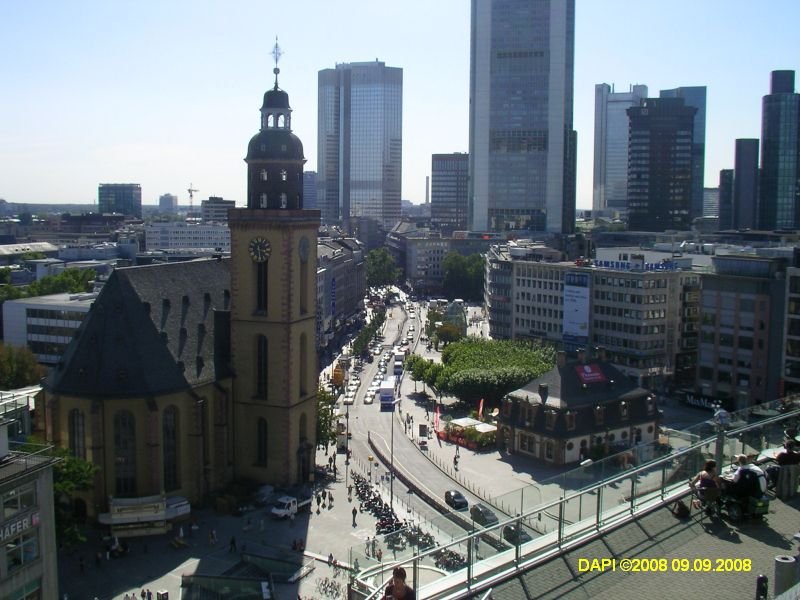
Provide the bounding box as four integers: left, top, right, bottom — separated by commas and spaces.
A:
6, 531, 38, 574
2, 483, 36, 520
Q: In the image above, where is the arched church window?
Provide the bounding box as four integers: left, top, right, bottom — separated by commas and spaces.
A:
114, 410, 137, 497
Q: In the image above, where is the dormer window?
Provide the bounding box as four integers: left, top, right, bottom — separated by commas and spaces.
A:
280, 193, 287, 209
260, 193, 268, 208
280, 169, 288, 181
620, 401, 629, 420
565, 410, 576, 431
594, 405, 605, 426
545, 409, 557, 431
646, 395, 656, 415
260, 169, 268, 181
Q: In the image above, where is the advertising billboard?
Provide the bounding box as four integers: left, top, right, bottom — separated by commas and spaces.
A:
563, 272, 590, 345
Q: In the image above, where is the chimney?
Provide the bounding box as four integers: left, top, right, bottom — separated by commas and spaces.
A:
539, 383, 549, 404
578, 348, 586, 364
557, 351, 566, 367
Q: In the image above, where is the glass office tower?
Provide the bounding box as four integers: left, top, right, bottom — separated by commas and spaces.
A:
759, 70, 800, 230
592, 83, 648, 215
660, 87, 707, 221
468, 0, 576, 234
317, 61, 403, 230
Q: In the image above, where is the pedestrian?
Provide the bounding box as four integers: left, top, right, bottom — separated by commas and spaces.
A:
352, 506, 358, 526
328, 491, 333, 504
333, 464, 338, 477
365, 536, 371, 556
147, 590, 153, 600
211, 529, 218, 544
179, 525, 184, 539
372, 537, 378, 555
229, 535, 237, 553
376, 548, 383, 562
328, 552, 334, 566
316, 493, 321, 509
208, 531, 214, 546
95, 551, 102, 567
140, 590, 146, 600
348, 484, 353, 497
290, 511, 295, 527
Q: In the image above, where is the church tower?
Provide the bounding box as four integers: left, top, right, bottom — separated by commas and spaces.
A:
229, 42, 320, 486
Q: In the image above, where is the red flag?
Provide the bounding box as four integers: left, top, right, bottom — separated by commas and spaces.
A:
478, 398, 484, 419
434, 403, 441, 432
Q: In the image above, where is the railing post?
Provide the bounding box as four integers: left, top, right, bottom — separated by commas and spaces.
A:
558, 497, 565, 547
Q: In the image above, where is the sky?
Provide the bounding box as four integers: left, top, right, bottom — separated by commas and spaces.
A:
1, 0, 798, 210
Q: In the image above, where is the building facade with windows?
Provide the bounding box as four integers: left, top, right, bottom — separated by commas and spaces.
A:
3, 293, 95, 365
98, 183, 142, 218
485, 242, 701, 387
592, 83, 647, 215
0, 422, 59, 600
733, 138, 760, 229
469, 0, 576, 234
758, 70, 800, 230
431, 153, 469, 234
698, 254, 787, 408
783, 261, 800, 397
627, 98, 697, 231
317, 61, 403, 230
144, 222, 230, 251
200, 197, 236, 223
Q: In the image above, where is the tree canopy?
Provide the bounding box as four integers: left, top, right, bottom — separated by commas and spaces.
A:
0, 344, 45, 389
442, 252, 485, 302
366, 248, 401, 287
407, 339, 555, 408
316, 386, 337, 449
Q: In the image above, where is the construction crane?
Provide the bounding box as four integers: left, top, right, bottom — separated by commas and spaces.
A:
187, 183, 199, 212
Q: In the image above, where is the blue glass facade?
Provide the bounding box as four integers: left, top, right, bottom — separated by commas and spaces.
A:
469, 0, 576, 234
317, 62, 403, 230
759, 71, 800, 230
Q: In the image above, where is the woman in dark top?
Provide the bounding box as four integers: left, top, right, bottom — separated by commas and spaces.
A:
384, 566, 416, 600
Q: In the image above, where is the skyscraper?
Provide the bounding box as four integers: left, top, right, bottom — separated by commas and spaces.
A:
99, 183, 142, 218
303, 171, 317, 210
759, 70, 800, 230
718, 169, 734, 231
733, 138, 759, 230
317, 61, 403, 230
627, 97, 696, 231
468, 0, 576, 234
431, 153, 469, 234
660, 86, 707, 220
592, 83, 648, 215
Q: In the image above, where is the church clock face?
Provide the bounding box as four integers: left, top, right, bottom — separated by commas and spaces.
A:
248, 237, 271, 262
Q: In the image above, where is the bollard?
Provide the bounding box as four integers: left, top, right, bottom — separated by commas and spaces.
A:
755, 574, 768, 599
774, 556, 796, 596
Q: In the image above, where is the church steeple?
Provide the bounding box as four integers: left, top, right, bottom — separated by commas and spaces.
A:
245, 39, 305, 210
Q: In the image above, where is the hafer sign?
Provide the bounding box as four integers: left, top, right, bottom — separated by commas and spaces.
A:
0, 511, 38, 542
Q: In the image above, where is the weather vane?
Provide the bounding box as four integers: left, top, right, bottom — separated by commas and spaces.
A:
272, 37, 283, 87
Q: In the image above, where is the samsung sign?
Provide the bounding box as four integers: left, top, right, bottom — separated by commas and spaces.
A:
563, 272, 589, 343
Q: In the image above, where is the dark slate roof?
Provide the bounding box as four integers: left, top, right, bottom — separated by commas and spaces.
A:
502, 360, 654, 439
246, 129, 304, 161
508, 360, 646, 409
45, 258, 231, 398
261, 86, 290, 110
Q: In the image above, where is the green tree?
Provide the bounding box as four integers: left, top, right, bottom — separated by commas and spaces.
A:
26, 268, 95, 297
52, 447, 97, 545
0, 268, 11, 285
442, 252, 486, 302
436, 323, 463, 346
316, 386, 337, 449
0, 344, 45, 389
366, 248, 401, 287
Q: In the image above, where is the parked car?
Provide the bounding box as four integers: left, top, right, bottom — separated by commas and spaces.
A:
344, 391, 356, 405
470, 503, 499, 526
363, 392, 374, 405
445, 490, 468, 510
502, 523, 532, 545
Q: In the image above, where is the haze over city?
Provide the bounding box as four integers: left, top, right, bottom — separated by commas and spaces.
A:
1, 0, 798, 207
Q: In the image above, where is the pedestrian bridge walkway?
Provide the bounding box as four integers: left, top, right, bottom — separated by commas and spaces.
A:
349, 399, 800, 599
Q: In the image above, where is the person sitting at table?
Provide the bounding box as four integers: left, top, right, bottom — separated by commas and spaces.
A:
691, 460, 722, 509
727, 454, 767, 499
